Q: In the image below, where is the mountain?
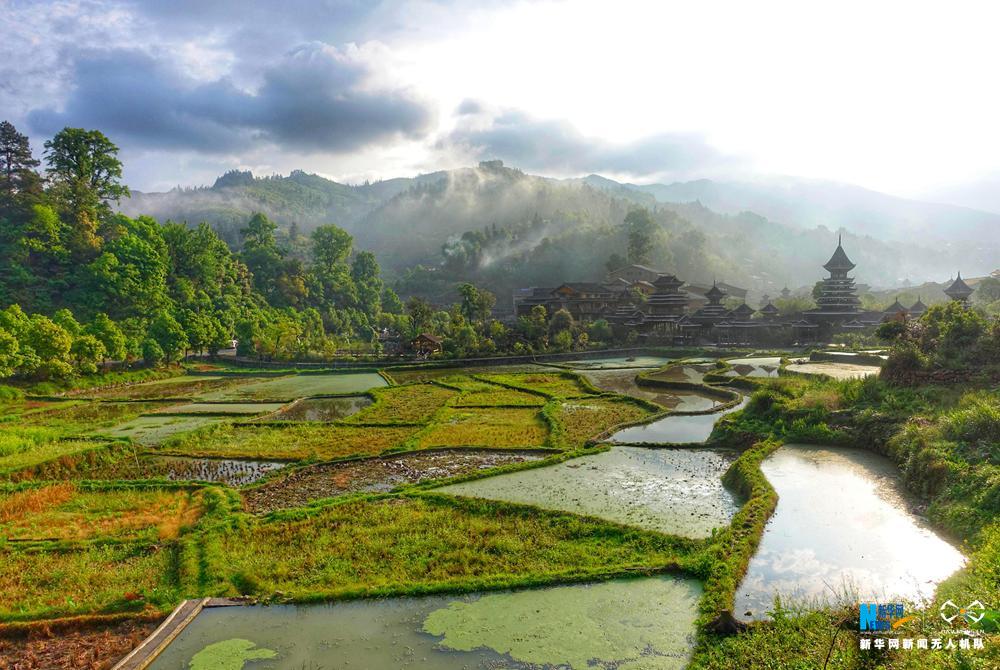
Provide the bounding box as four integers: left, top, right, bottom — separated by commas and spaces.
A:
585, 175, 998, 274
117, 165, 998, 299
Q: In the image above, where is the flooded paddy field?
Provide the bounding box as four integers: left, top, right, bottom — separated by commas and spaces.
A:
644, 363, 716, 384
610, 397, 747, 445
99, 414, 227, 446
723, 356, 782, 377
199, 372, 387, 401
581, 368, 724, 411
148, 576, 702, 670
556, 355, 674, 370
784, 361, 880, 380
384, 364, 552, 384
86, 454, 287, 487
263, 395, 372, 421
735, 444, 965, 618
438, 447, 741, 538
244, 449, 547, 513
71, 375, 243, 400
153, 402, 285, 415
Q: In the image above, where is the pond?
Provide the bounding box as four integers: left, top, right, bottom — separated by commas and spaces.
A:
438, 447, 741, 538
734, 445, 966, 618
264, 396, 372, 422
86, 455, 287, 487
581, 368, 724, 411
609, 398, 748, 445
244, 449, 549, 514
200, 373, 388, 401
558, 355, 674, 370
723, 356, 781, 377
148, 576, 702, 670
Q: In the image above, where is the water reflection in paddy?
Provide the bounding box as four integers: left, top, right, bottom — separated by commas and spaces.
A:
560, 355, 674, 370
267, 395, 372, 421
735, 445, 965, 618
149, 577, 702, 670
724, 357, 781, 377
439, 447, 741, 538
610, 397, 748, 445
581, 368, 722, 411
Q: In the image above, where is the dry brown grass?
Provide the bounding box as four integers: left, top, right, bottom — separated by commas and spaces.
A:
0, 484, 75, 524
0, 488, 204, 542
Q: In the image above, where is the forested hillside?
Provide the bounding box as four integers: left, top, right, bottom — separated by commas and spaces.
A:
117, 161, 993, 303
0, 121, 410, 380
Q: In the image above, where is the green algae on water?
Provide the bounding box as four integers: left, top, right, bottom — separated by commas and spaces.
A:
189, 638, 277, 670
423, 578, 701, 670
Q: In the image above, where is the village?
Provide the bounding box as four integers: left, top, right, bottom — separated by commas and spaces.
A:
512, 236, 986, 346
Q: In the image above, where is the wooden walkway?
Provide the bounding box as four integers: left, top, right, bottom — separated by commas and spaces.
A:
111, 598, 207, 670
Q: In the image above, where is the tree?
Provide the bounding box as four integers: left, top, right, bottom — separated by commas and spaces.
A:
549, 308, 574, 335
70, 333, 106, 374
0, 121, 41, 200
381, 287, 404, 314
625, 208, 656, 265
351, 251, 383, 315
241, 212, 278, 251
148, 311, 188, 362
53, 308, 81, 336
406, 297, 434, 335
86, 313, 127, 361
0, 328, 20, 378
311, 224, 353, 268
588, 318, 613, 343
458, 283, 496, 324
26, 315, 73, 379
142, 338, 165, 366
44, 128, 129, 256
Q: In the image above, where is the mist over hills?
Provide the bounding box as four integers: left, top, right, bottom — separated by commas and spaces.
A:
120, 163, 998, 301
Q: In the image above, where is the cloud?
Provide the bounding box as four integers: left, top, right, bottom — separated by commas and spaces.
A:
443, 109, 736, 178
28, 42, 433, 155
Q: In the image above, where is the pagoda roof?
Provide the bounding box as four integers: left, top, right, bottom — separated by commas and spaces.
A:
944, 272, 974, 299
731, 303, 755, 318
759, 302, 780, 315
653, 273, 684, 288
909, 298, 928, 313
823, 235, 856, 272
705, 282, 726, 301
883, 299, 907, 314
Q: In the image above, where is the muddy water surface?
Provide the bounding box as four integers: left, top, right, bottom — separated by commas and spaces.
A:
439, 447, 741, 538
148, 577, 702, 670
244, 449, 547, 513
610, 397, 747, 445
735, 445, 965, 618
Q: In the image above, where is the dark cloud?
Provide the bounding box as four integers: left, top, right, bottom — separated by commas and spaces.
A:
28, 43, 433, 154
444, 110, 733, 177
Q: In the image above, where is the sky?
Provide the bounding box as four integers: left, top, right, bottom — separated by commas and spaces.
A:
3, 0, 1000, 210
